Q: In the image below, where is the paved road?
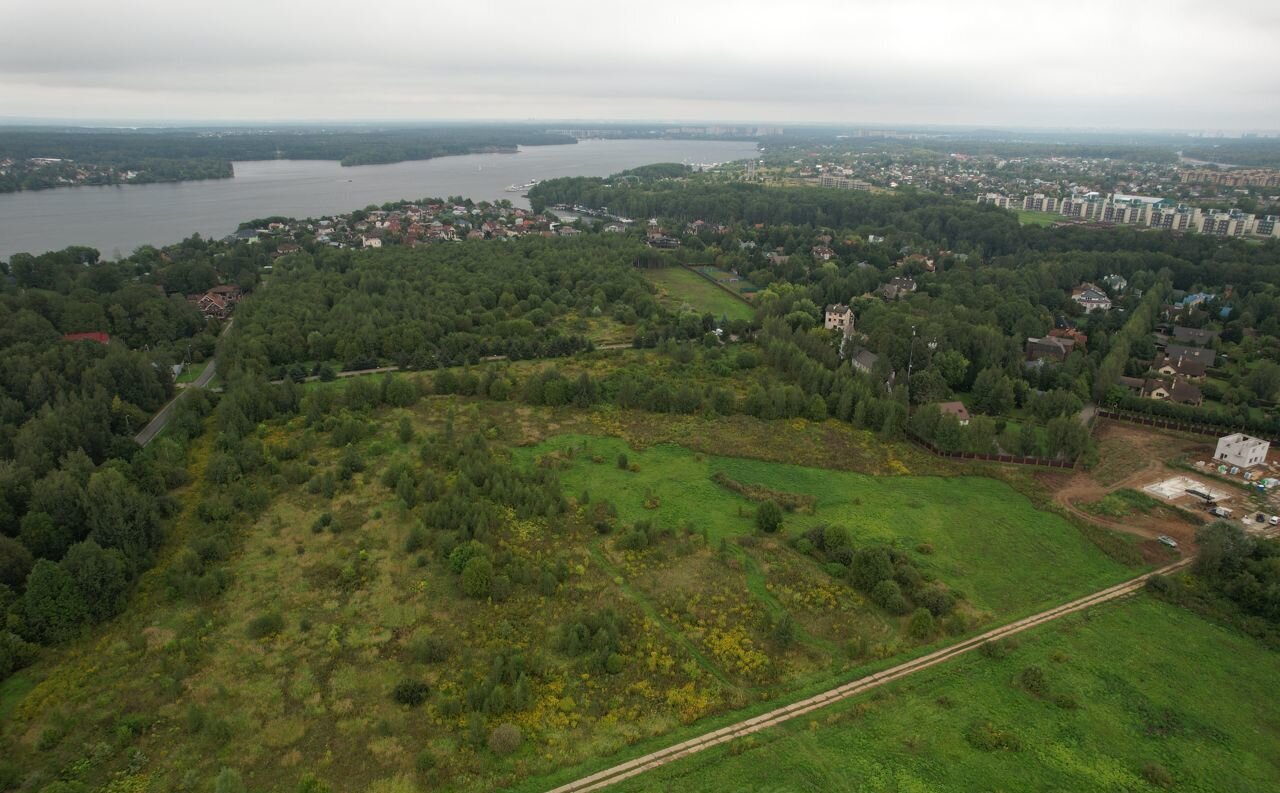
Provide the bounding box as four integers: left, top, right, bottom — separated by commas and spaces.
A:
134, 321, 230, 447
133, 358, 218, 446
546, 557, 1195, 793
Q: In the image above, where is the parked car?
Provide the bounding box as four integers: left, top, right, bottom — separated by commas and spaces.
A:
1157, 535, 1178, 548
1271, 515, 1279, 526
1257, 513, 1268, 523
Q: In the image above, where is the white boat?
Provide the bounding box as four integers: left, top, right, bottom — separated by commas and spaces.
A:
505, 179, 541, 192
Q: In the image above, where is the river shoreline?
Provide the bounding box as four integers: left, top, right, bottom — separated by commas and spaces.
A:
0, 139, 758, 259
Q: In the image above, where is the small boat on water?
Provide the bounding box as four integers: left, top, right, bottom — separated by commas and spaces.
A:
505, 179, 540, 192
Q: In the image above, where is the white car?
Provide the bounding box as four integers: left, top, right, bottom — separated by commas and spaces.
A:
1271, 516, 1279, 526
1157, 535, 1178, 549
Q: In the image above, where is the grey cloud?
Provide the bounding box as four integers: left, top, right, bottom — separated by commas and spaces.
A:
1, 0, 1277, 129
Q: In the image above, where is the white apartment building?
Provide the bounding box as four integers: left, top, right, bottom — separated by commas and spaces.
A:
977, 193, 1013, 209
1021, 194, 1059, 213
996, 191, 1279, 238
1197, 209, 1254, 237
819, 175, 872, 191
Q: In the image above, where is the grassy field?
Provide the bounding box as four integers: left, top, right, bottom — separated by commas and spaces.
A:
1014, 209, 1061, 227
609, 596, 1280, 793
643, 266, 755, 322
516, 434, 1137, 617
0, 399, 1148, 793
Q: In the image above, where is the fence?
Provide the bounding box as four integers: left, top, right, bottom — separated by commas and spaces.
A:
1095, 409, 1279, 444
907, 435, 1077, 469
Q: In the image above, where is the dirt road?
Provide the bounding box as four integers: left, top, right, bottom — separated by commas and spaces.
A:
1049, 421, 1210, 550
545, 557, 1193, 793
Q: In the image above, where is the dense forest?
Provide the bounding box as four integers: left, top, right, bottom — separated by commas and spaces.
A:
0, 233, 282, 676
0, 126, 577, 192
224, 235, 712, 376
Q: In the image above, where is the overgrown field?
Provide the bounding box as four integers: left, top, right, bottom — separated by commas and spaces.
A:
606, 596, 1280, 793
515, 434, 1138, 616
0, 394, 1144, 793
642, 267, 756, 322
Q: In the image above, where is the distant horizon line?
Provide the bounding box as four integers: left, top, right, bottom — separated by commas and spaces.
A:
0, 117, 1277, 137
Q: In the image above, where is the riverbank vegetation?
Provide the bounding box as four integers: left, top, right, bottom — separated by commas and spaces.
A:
0, 126, 577, 192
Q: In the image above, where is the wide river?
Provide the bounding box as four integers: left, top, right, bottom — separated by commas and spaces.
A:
0, 139, 758, 260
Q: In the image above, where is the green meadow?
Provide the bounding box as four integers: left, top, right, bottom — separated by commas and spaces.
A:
610, 596, 1280, 793
515, 434, 1139, 616
642, 266, 756, 322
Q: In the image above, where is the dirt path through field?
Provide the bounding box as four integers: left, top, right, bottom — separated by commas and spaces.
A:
544, 558, 1194, 793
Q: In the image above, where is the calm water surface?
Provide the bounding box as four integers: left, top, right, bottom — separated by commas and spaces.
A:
0, 139, 758, 259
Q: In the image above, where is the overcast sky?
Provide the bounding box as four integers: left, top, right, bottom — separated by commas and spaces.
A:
3, 0, 1278, 131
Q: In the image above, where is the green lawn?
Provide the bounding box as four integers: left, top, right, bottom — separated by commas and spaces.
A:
643, 266, 755, 322
515, 434, 1138, 616
609, 596, 1280, 793
175, 360, 208, 383
1014, 210, 1060, 227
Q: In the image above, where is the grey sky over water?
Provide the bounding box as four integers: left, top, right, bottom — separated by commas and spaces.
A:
3, 0, 1278, 130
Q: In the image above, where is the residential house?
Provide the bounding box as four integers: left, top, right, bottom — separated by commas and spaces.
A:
824, 304, 854, 334
1144, 378, 1171, 400
1048, 327, 1088, 348
1179, 291, 1214, 309
1171, 326, 1218, 347
1214, 433, 1270, 468
1169, 379, 1204, 406
811, 246, 835, 261
363, 236, 383, 249
1163, 344, 1215, 368
1025, 336, 1074, 362
851, 348, 879, 374
1116, 375, 1145, 395
1151, 351, 1207, 379
603, 223, 625, 233
196, 292, 231, 319
1143, 377, 1203, 406
1071, 282, 1112, 312
937, 401, 970, 426
875, 276, 917, 300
